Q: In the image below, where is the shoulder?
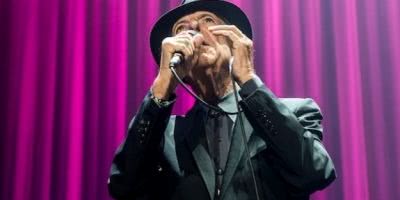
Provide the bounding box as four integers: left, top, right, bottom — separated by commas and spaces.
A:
278, 98, 322, 116
279, 98, 324, 140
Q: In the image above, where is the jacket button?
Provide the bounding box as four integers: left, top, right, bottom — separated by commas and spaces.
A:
157, 165, 163, 172
216, 168, 224, 175
138, 132, 146, 144
265, 121, 272, 130
216, 188, 221, 197
139, 119, 151, 125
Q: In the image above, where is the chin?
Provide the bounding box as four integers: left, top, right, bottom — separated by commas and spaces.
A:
194, 45, 218, 66
196, 53, 218, 67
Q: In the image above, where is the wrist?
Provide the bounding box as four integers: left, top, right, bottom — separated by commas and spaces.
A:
151, 73, 178, 99
150, 90, 176, 108
237, 73, 256, 86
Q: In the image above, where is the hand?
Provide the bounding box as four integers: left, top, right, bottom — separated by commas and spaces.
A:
209, 25, 255, 85
152, 32, 202, 99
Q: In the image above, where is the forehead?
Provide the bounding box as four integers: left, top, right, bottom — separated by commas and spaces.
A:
174, 11, 222, 24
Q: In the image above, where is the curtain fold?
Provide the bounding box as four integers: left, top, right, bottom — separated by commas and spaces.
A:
1, 0, 399, 200
0, 0, 127, 199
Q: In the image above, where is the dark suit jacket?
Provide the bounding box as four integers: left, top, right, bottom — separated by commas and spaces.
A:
108, 79, 336, 200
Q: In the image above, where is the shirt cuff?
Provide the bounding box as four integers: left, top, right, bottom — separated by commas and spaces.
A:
239, 75, 264, 98
149, 90, 177, 108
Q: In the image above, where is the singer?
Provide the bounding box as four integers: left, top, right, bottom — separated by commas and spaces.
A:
108, 0, 336, 200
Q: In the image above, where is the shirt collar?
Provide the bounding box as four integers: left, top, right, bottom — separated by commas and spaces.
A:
195, 90, 241, 122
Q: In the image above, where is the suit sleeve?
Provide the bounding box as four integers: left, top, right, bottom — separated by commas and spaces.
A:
239, 76, 336, 194
108, 91, 175, 199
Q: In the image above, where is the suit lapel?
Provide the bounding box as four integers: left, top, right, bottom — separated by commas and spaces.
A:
191, 143, 216, 200
221, 112, 253, 198
184, 106, 216, 200
181, 100, 259, 200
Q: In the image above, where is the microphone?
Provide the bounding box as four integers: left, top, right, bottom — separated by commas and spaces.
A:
169, 30, 200, 67
169, 53, 183, 67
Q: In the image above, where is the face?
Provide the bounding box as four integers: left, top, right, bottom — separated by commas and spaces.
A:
172, 11, 232, 68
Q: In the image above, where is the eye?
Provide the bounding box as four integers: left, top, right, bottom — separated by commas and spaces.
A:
202, 16, 216, 24
175, 26, 183, 34
174, 24, 188, 35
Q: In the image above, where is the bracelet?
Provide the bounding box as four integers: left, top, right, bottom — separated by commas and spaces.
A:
150, 90, 176, 108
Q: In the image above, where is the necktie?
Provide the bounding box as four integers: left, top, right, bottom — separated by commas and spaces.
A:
205, 109, 233, 198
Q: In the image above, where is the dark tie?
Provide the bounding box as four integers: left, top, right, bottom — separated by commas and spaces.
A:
205, 109, 233, 198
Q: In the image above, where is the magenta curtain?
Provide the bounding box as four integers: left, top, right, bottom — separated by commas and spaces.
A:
1, 0, 399, 200
0, 0, 127, 199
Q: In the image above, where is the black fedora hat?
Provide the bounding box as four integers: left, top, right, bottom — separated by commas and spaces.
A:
150, 0, 253, 65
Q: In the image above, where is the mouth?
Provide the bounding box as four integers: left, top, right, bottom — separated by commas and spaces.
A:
196, 33, 212, 47
201, 38, 212, 46
196, 41, 210, 51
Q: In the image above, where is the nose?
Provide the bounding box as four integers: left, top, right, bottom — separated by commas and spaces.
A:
189, 20, 199, 31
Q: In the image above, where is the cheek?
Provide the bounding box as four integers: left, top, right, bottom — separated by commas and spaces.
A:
218, 44, 232, 58
216, 36, 231, 47
215, 37, 232, 54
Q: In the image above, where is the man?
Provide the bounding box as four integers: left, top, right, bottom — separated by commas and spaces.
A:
108, 0, 336, 199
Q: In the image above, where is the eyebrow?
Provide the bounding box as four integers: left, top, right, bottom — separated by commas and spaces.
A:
174, 13, 218, 27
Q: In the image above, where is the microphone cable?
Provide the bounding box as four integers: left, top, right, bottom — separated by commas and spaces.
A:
169, 61, 240, 115
228, 57, 261, 200
169, 57, 261, 200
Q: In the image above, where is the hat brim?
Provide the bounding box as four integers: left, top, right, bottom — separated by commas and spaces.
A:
150, 1, 252, 65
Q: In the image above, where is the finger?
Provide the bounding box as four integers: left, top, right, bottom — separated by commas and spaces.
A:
192, 50, 199, 64
174, 34, 193, 40
210, 30, 241, 43
175, 31, 196, 43
174, 34, 194, 43
176, 31, 192, 37
175, 38, 195, 53
208, 25, 242, 35
175, 35, 195, 51
176, 45, 193, 60
192, 33, 204, 48
208, 25, 243, 37
200, 25, 218, 46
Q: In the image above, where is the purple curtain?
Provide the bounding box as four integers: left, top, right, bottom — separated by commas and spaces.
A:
1, 0, 399, 200
0, 0, 127, 199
